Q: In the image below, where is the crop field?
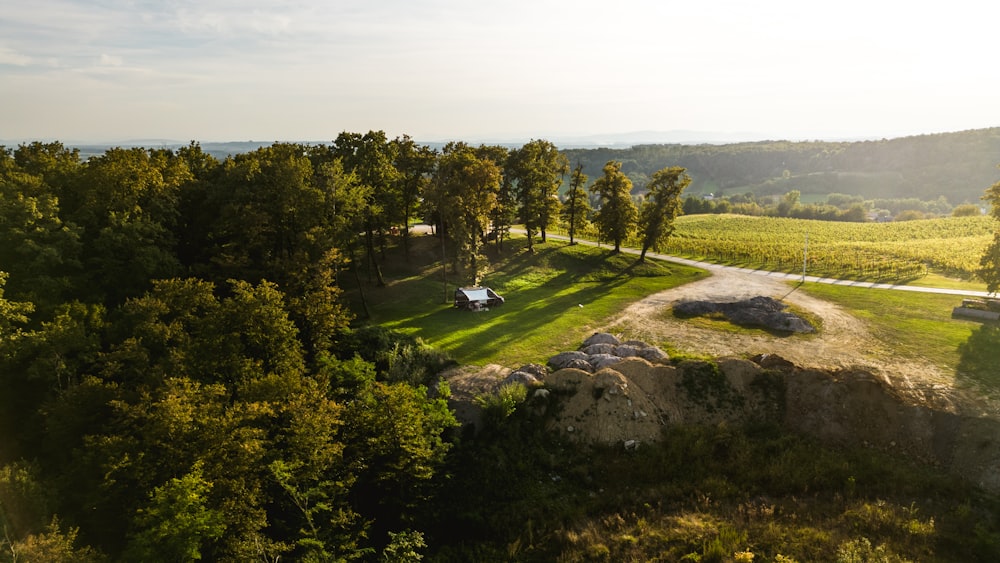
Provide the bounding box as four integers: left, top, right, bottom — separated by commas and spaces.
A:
661, 214, 993, 282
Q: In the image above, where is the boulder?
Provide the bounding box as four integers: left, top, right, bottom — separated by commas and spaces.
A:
582, 332, 621, 347
582, 343, 617, 355
635, 346, 669, 363
504, 371, 541, 387
564, 358, 595, 372
589, 353, 623, 370
614, 344, 644, 358
548, 351, 589, 370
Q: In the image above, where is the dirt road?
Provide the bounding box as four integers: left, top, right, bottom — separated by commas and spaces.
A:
601, 267, 1000, 417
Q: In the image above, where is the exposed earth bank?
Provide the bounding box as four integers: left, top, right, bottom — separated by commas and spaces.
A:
443, 270, 1000, 493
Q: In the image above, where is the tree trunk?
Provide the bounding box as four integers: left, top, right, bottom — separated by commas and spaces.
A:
441, 228, 449, 304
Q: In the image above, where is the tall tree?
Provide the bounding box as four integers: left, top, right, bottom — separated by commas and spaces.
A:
69, 147, 189, 305
392, 136, 437, 256
429, 143, 501, 286
638, 166, 691, 261
590, 160, 638, 253
508, 140, 568, 252
978, 175, 1000, 293
560, 163, 591, 245
473, 145, 512, 250
333, 131, 400, 286
0, 165, 82, 311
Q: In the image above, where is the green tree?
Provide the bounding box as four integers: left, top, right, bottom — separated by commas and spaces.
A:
334, 131, 401, 286
560, 163, 591, 245
124, 462, 226, 562
473, 145, 513, 250
638, 166, 691, 261
0, 156, 83, 311
978, 177, 1000, 293
508, 140, 568, 252
68, 147, 189, 304
590, 161, 638, 253
392, 136, 437, 256
429, 143, 501, 285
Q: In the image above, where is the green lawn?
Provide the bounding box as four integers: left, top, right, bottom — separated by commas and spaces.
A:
358, 236, 708, 367
796, 282, 1000, 392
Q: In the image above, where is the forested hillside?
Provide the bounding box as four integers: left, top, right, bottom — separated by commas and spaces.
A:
562, 127, 1000, 203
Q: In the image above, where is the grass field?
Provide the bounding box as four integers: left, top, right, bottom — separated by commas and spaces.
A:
358, 235, 707, 366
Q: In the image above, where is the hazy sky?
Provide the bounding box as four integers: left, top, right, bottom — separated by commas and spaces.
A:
3, 0, 998, 143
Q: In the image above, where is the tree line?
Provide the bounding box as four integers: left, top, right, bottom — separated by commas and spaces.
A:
0, 134, 691, 560
562, 127, 1000, 204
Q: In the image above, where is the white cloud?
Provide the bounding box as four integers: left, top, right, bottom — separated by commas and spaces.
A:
99, 53, 123, 67
2, 0, 999, 142
0, 46, 33, 66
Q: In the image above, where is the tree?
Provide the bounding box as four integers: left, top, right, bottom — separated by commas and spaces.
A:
560, 163, 591, 245
392, 136, 437, 256
638, 166, 691, 261
978, 177, 1000, 293
590, 161, 638, 253
428, 143, 501, 285
333, 131, 401, 286
67, 147, 189, 305
473, 145, 512, 250
123, 462, 226, 562
508, 140, 568, 252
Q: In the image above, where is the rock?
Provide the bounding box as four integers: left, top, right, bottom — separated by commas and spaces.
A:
673, 300, 720, 316
504, 371, 541, 387
548, 351, 589, 370
564, 358, 595, 372
582, 343, 617, 355
589, 353, 623, 370
635, 346, 669, 363
614, 344, 644, 358
621, 340, 650, 348
751, 353, 796, 370
583, 332, 621, 347
674, 296, 814, 334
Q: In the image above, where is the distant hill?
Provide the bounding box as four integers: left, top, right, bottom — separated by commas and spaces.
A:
52, 128, 1000, 204
561, 128, 1000, 204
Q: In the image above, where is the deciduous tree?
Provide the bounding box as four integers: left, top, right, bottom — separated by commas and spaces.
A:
590, 161, 638, 253
638, 166, 690, 261
560, 163, 591, 245
508, 140, 567, 252
978, 176, 1000, 293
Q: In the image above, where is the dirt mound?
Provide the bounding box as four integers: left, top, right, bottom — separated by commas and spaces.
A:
444, 348, 1000, 493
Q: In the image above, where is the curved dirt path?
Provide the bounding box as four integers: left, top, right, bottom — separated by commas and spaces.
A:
600, 267, 999, 417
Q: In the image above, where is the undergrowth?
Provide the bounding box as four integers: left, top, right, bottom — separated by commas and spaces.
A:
423, 404, 1000, 562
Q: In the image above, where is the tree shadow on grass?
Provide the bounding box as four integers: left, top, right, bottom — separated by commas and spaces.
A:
956, 323, 1000, 394
418, 267, 632, 361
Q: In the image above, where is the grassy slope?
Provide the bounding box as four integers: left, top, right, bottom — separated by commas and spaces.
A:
361, 235, 707, 367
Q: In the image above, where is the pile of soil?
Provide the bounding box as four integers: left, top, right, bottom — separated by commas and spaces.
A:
444, 342, 1000, 493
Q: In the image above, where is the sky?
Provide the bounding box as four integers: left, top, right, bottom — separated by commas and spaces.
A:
2, 0, 999, 144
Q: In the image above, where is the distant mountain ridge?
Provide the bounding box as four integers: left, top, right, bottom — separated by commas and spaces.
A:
9, 127, 998, 203
561, 127, 1000, 203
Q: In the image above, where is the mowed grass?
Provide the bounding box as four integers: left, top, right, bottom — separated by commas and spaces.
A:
356, 235, 708, 367
795, 282, 1000, 393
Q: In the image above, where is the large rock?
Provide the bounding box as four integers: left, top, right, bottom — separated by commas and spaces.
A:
674, 296, 815, 334
588, 353, 623, 370
548, 351, 589, 370
583, 332, 621, 347
582, 343, 617, 355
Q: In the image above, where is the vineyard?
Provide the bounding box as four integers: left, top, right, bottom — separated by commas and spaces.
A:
659, 214, 994, 282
